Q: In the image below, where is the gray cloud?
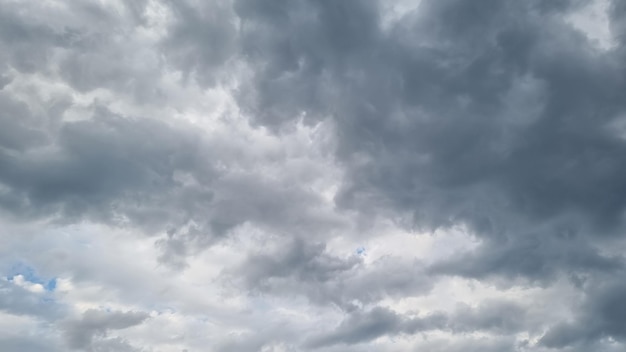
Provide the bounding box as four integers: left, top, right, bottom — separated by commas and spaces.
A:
0, 337, 61, 352
411, 336, 519, 352
0, 279, 64, 321
304, 306, 446, 349
430, 230, 624, 284
305, 300, 526, 349
62, 309, 149, 350
161, 0, 237, 87
217, 0, 626, 284
1, 0, 626, 351
0, 105, 212, 230
0, 93, 50, 152
0, 98, 339, 268
449, 299, 527, 334
230, 238, 433, 310
541, 279, 626, 348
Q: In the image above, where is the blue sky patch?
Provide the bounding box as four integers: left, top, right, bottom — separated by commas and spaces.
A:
7, 262, 57, 292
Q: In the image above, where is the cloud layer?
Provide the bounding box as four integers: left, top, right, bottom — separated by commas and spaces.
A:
1, 0, 626, 351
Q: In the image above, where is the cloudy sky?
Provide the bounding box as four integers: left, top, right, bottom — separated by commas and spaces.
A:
1, 0, 626, 351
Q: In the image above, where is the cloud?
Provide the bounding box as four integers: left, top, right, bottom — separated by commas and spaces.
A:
1, 0, 626, 351
305, 300, 527, 349
0, 278, 64, 320
229, 238, 433, 310
540, 279, 626, 348
449, 299, 528, 334
0, 336, 61, 352
161, 0, 238, 87
212, 0, 626, 286
0, 105, 211, 229
62, 309, 149, 350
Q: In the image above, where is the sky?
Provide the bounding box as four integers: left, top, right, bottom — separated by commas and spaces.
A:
1, 0, 626, 351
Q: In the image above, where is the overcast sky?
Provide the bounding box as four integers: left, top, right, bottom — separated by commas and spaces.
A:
1, 0, 626, 351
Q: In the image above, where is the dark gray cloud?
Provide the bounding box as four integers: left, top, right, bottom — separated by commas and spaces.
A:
0, 105, 212, 229
161, 0, 237, 87
540, 279, 626, 349
217, 0, 626, 284
232, 0, 382, 127
206, 1, 626, 344
430, 231, 624, 284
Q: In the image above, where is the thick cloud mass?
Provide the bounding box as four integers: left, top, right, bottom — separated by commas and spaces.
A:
1, 0, 626, 351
